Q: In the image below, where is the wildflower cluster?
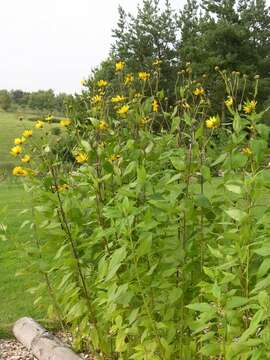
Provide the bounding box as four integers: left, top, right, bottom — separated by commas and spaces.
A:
13, 63, 270, 360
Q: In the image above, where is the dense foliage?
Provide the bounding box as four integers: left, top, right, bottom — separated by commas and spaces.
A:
90, 0, 270, 111
8, 60, 270, 359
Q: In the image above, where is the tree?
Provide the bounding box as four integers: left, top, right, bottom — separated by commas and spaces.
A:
178, 0, 270, 76
0, 90, 12, 111
91, 0, 179, 96
177, 0, 270, 111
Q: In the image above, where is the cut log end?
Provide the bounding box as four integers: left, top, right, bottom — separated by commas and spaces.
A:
13, 317, 83, 360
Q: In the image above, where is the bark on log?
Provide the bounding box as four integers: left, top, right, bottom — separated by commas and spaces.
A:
13, 317, 83, 360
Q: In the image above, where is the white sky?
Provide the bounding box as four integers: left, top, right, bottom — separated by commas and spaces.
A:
0, 0, 183, 94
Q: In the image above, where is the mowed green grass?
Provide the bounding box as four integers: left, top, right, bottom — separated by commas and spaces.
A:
0, 179, 46, 337
0, 110, 64, 337
0, 110, 39, 171
0, 111, 49, 337
0, 109, 58, 173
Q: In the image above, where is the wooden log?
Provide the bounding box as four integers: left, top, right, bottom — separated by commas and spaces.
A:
13, 317, 83, 360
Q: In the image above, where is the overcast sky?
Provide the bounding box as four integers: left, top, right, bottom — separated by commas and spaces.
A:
0, 0, 183, 94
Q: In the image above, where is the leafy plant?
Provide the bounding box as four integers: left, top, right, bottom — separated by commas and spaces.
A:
9, 63, 270, 359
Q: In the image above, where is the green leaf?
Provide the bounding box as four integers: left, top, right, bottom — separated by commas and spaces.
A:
230, 153, 248, 169
201, 165, 211, 181
225, 208, 248, 222
186, 303, 214, 313
251, 139, 268, 162
183, 113, 193, 126
137, 166, 147, 183
257, 258, 270, 278
90, 327, 100, 349
166, 173, 182, 184
208, 245, 223, 259
226, 296, 249, 310
145, 142, 154, 154
171, 116, 180, 132
170, 157, 185, 171
225, 184, 242, 194
168, 288, 183, 304
115, 331, 128, 353
136, 234, 152, 258
200, 343, 220, 356
254, 247, 270, 257
105, 247, 127, 282
251, 274, 270, 293
256, 124, 270, 140
258, 291, 269, 309
194, 194, 211, 209
211, 153, 227, 167
81, 139, 91, 152
239, 309, 264, 342
124, 161, 137, 177
233, 113, 245, 133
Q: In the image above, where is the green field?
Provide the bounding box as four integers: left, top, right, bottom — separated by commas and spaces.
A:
0, 179, 46, 337
0, 110, 37, 171
0, 111, 47, 337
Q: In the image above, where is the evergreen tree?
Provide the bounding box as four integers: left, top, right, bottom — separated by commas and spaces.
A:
178, 0, 270, 111
91, 0, 179, 96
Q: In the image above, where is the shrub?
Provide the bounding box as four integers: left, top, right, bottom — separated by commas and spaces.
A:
8, 64, 270, 359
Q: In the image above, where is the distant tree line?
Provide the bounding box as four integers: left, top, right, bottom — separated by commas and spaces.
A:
0, 89, 73, 114
87, 0, 270, 111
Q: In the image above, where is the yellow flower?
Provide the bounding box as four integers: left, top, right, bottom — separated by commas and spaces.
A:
21, 155, 31, 163
22, 130, 33, 138
111, 95, 125, 103
140, 116, 151, 127
60, 118, 72, 127
45, 115, 54, 122
115, 61, 125, 72
35, 120, 44, 129
243, 100, 257, 114
117, 104, 129, 116
138, 72, 150, 81
75, 152, 88, 163
205, 115, 220, 129
242, 147, 252, 156
193, 87, 205, 96
58, 183, 69, 192
14, 137, 25, 145
12, 166, 28, 177
181, 101, 190, 110
91, 95, 102, 105
110, 154, 121, 162
225, 96, 233, 108
124, 74, 134, 86
97, 79, 108, 88
99, 120, 109, 130
153, 59, 162, 66
152, 99, 159, 112
10, 145, 22, 156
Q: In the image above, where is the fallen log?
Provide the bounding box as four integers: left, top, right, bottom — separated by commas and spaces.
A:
13, 317, 83, 360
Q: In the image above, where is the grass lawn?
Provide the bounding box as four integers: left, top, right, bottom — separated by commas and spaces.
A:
0, 110, 36, 170
0, 178, 46, 337
0, 110, 50, 337
0, 110, 64, 337
0, 109, 55, 172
